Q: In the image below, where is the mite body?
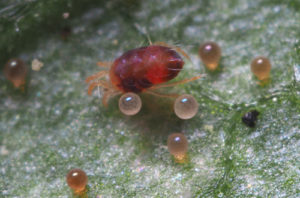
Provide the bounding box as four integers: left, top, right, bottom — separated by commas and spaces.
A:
110, 45, 183, 93
86, 43, 202, 106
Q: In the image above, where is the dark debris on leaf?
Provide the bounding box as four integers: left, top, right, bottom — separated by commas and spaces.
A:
242, 110, 260, 128
61, 26, 72, 40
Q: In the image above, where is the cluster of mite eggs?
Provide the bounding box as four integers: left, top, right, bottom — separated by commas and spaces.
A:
65, 132, 188, 195
65, 42, 269, 194
101, 42, 271, 118
3, 42, 271, 194
65, 132, 189, 195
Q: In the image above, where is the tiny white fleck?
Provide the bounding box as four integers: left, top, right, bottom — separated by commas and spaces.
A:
31, 59, 44, 71
257, 58, 263, 64
11, 61, 17, 67
205, 45, 212, 51
63, 12, 70, 19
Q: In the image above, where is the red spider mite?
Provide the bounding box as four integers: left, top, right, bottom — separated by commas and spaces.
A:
86, 42, 203, 106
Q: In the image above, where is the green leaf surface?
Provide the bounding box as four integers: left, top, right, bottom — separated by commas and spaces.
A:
0, 0, 299, 197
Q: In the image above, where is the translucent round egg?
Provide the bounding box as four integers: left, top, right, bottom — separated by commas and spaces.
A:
66, 168, 88, 193
174, 94, 198, 119
4, 58, 27, 88
119, 92, 142, 116
199, 42, 221, 71
167, 133, 188, 162
251, 56, 271, 81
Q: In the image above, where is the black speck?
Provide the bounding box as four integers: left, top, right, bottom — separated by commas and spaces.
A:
242, 110, 260, 128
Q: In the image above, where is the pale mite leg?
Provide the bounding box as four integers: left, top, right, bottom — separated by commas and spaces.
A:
96, 61, 113, 67
148, 74, 205, 90
102, 90, 121, 107
145, 90, 179, 98
86, 61, 121, 106
85, 70, 108, 83
88, 79, 121, 106
87, 80, 111, 95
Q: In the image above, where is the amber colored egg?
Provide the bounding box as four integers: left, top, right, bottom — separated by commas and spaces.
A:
199, 42, 221, 71
167, 133, 188, 161
4, 58, 27, 88
251, 56, 271, 80
66, 169, 88, 193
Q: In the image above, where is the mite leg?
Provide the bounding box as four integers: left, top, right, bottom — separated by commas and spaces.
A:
97, 61, 113, 68
85, 70, 108, 83
149, 74, 205, 90
133, 23, 152, 45
145, 90, 179, 98
153, 41, 191, 61
87, 80, 111, 95
102, 90, 120, 107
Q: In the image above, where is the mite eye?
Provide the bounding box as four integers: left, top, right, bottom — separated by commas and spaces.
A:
119, 92, 142, 116
174, 94, 198, 119
251, 56, 271, 81
66, 168, 88, 193
4, 58, 27, 88
167, 133, 188, 162
199, 42, 221, 71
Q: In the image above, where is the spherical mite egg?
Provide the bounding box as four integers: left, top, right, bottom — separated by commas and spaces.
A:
119, 92, 142, 116
167, 133, 188, 162
174, 94, 198, 119
4, 58, 27, 89
251, 56, 271, 81
199, 42, 221, 71
66, 168, 88, 193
